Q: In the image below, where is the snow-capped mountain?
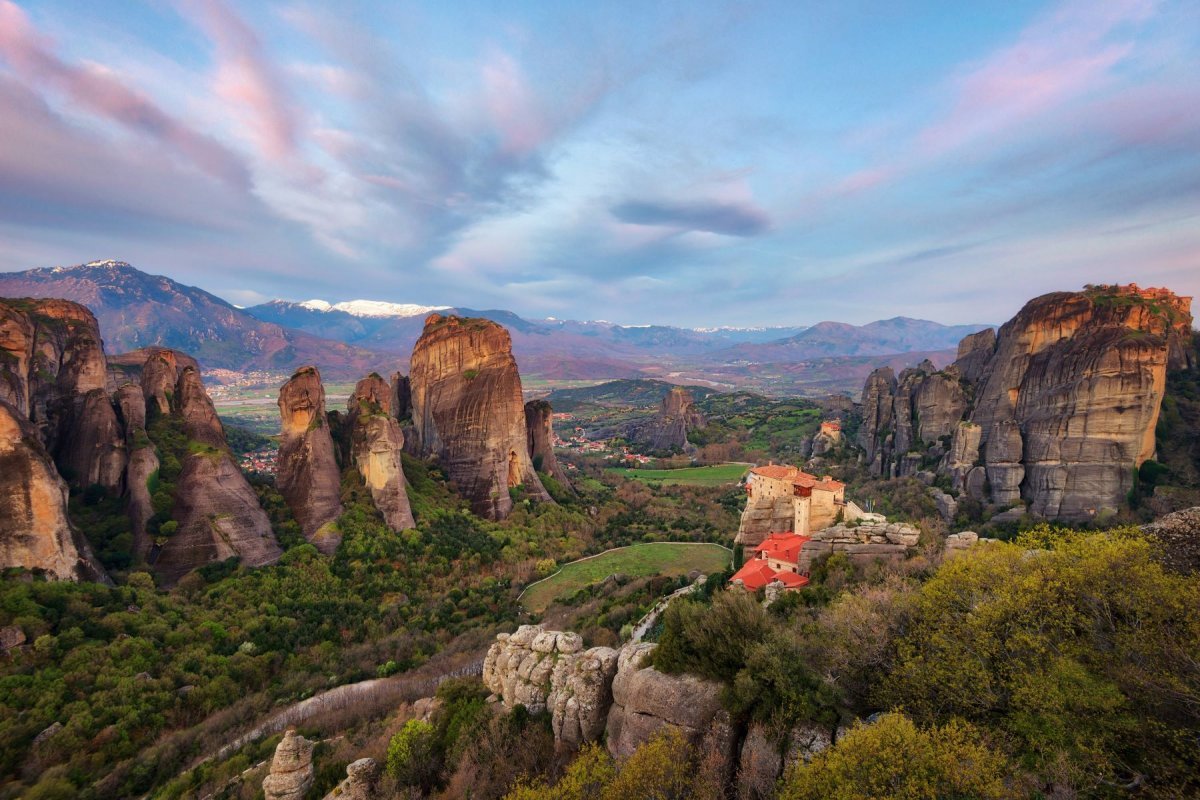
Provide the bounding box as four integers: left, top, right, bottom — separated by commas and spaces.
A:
296, 299, 449, 318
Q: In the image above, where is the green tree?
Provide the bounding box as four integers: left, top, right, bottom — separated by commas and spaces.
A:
652, 589, 771, 681
386, 719, 441, 792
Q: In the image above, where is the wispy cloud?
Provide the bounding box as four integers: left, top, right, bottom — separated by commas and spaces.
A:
0, 0, 248, 186
0, 0, 1196, 327
177, 0, 301, 161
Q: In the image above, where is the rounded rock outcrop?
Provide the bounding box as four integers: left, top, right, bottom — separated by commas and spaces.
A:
483, 624, 617, 746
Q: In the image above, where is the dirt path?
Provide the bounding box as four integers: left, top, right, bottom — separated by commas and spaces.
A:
190, 655, 485, 772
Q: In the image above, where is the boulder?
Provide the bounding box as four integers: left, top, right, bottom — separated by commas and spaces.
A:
796, 520, 918, 571
276, 366, 343, 552
408, 315, 549, 519
263, 730, 314, 800
929, 488, 957, 523
551, 645, 620, 746
1, 624, 27, 650
944, 531, 979, 558
321, 758, 379, 800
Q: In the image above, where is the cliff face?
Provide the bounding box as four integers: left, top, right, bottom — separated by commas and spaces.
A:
276, 367, 343, 552
0, 399, 107, 581
348, 374, 415, 532
524, 399, 571, 489
0, 304, 35, 414
140, 349, 178, 415
154, 366, 281, 583
857, 360, 966, 478
858, 285, 1193, 520
391, 371, 411, 420
115, 383, 158, 559
409, 314, 549, 519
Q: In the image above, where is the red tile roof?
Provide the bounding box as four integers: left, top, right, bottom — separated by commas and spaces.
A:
773, 571, 810, 588
729, 559, 810, 592
754, 532, 809, 564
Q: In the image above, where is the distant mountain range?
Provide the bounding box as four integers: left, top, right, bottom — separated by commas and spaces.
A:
246, 298, 811, 358
0, 261, 385, 378
0, 260, 992, 394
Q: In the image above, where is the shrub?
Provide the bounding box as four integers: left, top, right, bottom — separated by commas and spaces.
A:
778, 713, 1016, 800
386, 719, 440, 791
651, 589, 771, 682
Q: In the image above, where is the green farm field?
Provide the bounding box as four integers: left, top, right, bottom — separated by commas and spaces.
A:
608, 462, 749, 486
520, 542, 731, 612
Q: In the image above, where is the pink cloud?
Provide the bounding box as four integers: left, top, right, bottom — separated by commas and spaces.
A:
480, 50, 549, 157
178, 0, 299, 161
918, 0, 1154, 155
786, 0, 1161, 216
0, 0, 248, 186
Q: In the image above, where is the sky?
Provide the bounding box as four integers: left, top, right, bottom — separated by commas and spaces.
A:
0, 0, 1197, 327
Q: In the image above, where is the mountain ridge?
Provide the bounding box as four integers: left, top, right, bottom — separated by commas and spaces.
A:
0, 261, 389, 378
0, 261, 993, 392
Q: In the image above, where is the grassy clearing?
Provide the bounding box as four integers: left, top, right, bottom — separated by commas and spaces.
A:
609, 462, 749, 486
521, 542, 731, 612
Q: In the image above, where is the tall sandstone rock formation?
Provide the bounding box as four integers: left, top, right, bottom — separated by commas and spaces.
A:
409, 314, 549, 519
0, 299, 126, 492
632, 386, 705, 453
858, 285, 1193, 520
276, 367, 343, 553
0, 295, 284, 582
153, 366, 281, 583
524, 399, 571, 490
347, 373, 415, 531
0, 399, 108, 581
